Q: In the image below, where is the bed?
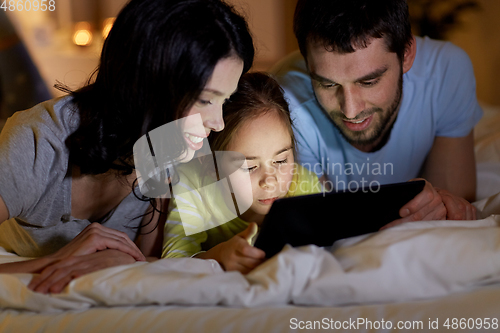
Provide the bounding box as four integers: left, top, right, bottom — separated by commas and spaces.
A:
0, 105, 499, 332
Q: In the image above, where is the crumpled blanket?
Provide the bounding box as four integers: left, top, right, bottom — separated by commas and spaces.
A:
1, 191, 499, 313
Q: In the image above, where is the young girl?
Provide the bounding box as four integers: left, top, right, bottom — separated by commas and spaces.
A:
0, 0, 254, 293
162, 72, 321, 273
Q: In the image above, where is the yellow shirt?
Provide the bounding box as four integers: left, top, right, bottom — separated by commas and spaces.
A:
162, 162, 321, 258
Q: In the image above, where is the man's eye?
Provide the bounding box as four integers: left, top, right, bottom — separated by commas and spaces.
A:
319, 82, 336, 88
360, 79, 379, 87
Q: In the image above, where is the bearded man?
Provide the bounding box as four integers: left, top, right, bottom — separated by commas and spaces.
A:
272, 0, 482, 222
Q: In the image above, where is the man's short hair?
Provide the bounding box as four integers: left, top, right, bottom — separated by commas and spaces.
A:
294, 0, 413, 61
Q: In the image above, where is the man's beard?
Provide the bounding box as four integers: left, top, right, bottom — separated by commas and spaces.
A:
326, 72, 403, 149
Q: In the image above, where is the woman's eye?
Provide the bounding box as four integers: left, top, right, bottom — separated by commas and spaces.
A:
274, 158, 288, 165
198, 99, 212, 105
242, 166, 257, 173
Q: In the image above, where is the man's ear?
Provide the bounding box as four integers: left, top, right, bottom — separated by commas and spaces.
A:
402, 36, 417, 74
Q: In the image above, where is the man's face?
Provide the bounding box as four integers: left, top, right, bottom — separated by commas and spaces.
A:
306, 38, 404, 152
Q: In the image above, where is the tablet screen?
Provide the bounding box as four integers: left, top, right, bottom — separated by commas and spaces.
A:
254, 180, 426, 258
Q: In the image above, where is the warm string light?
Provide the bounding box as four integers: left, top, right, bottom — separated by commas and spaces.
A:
72, 22, 93, 46
71, 18, 116, 47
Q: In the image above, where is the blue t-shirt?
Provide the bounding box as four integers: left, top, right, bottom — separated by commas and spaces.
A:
272, 37, 483, 190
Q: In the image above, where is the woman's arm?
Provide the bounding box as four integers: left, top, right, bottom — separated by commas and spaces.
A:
0, 222, 145, 293
0, 221, 146, 272
0, 195, 47, 273
0, 194, 8, 226
0, 256, 57, 274
135, 199, 166, 260
27, 249, 136, 294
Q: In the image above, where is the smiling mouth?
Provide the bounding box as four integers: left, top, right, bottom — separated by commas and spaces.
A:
341, 115, 373, 131
184, 132, 205, 150
185, 133, 204, 143
345, 118, 367, 124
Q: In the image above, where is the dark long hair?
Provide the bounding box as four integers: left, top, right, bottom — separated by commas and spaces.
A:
62, 0, 254, 176
209, 72, 296, 156
294, 0, 413, 61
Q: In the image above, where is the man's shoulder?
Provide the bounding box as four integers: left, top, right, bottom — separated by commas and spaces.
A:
270, 51, 316, 106
415, 36, 467, 55
411, 36, 472, 78
270, 50, 308, 78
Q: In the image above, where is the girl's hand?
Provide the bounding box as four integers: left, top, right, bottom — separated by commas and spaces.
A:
49, 222, 146, 262
28, 249, 136, 294
435, 187, 477, 220
201, 223, 265, 274
381, 179, 446, 230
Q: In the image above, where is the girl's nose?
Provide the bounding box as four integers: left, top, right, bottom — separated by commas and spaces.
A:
259, 168, 278, 189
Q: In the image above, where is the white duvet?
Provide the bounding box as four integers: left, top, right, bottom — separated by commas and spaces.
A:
1, 105, 500, 313
1, 193, 499, 313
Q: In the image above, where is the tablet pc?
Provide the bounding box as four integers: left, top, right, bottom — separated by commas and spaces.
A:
253, 180, 426, 258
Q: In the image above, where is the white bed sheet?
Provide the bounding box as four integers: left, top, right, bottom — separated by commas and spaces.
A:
0, 211, 499, 312
1, 285, 500, 333
1, 105, 500, 332
1, 208, 500, 332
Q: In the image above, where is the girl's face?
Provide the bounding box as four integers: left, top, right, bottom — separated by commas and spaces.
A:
178, 56, 244, 163
227, 111, 295, 224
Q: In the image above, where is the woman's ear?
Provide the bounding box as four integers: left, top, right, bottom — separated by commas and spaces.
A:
402, 36, 417, 74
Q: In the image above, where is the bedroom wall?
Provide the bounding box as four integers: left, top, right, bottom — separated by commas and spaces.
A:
446, 0, 500, 106
227, 0, 298, 71
229, 0, 500, 106
6, 0, 500, 106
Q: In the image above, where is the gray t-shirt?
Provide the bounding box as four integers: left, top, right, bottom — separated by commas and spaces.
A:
0, 97, 150, 257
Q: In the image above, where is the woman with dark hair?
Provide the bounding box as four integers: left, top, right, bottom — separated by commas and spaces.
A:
0, 0, 254, 293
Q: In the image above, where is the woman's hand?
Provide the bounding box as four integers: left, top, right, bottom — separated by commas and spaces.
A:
198, 223, 265, 274
27, 223, 146, 293
49, 222, 146, 262
381, 179, 446, 230
28, 249, 136, 294
0, 222, 145, 286
435, 187, 477, 220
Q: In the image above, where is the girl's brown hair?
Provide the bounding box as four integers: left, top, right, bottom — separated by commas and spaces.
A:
209, 72, 296, 155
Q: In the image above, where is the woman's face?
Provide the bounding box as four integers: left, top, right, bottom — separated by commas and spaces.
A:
178, 56, 244, 163
226, 111, 295, 224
